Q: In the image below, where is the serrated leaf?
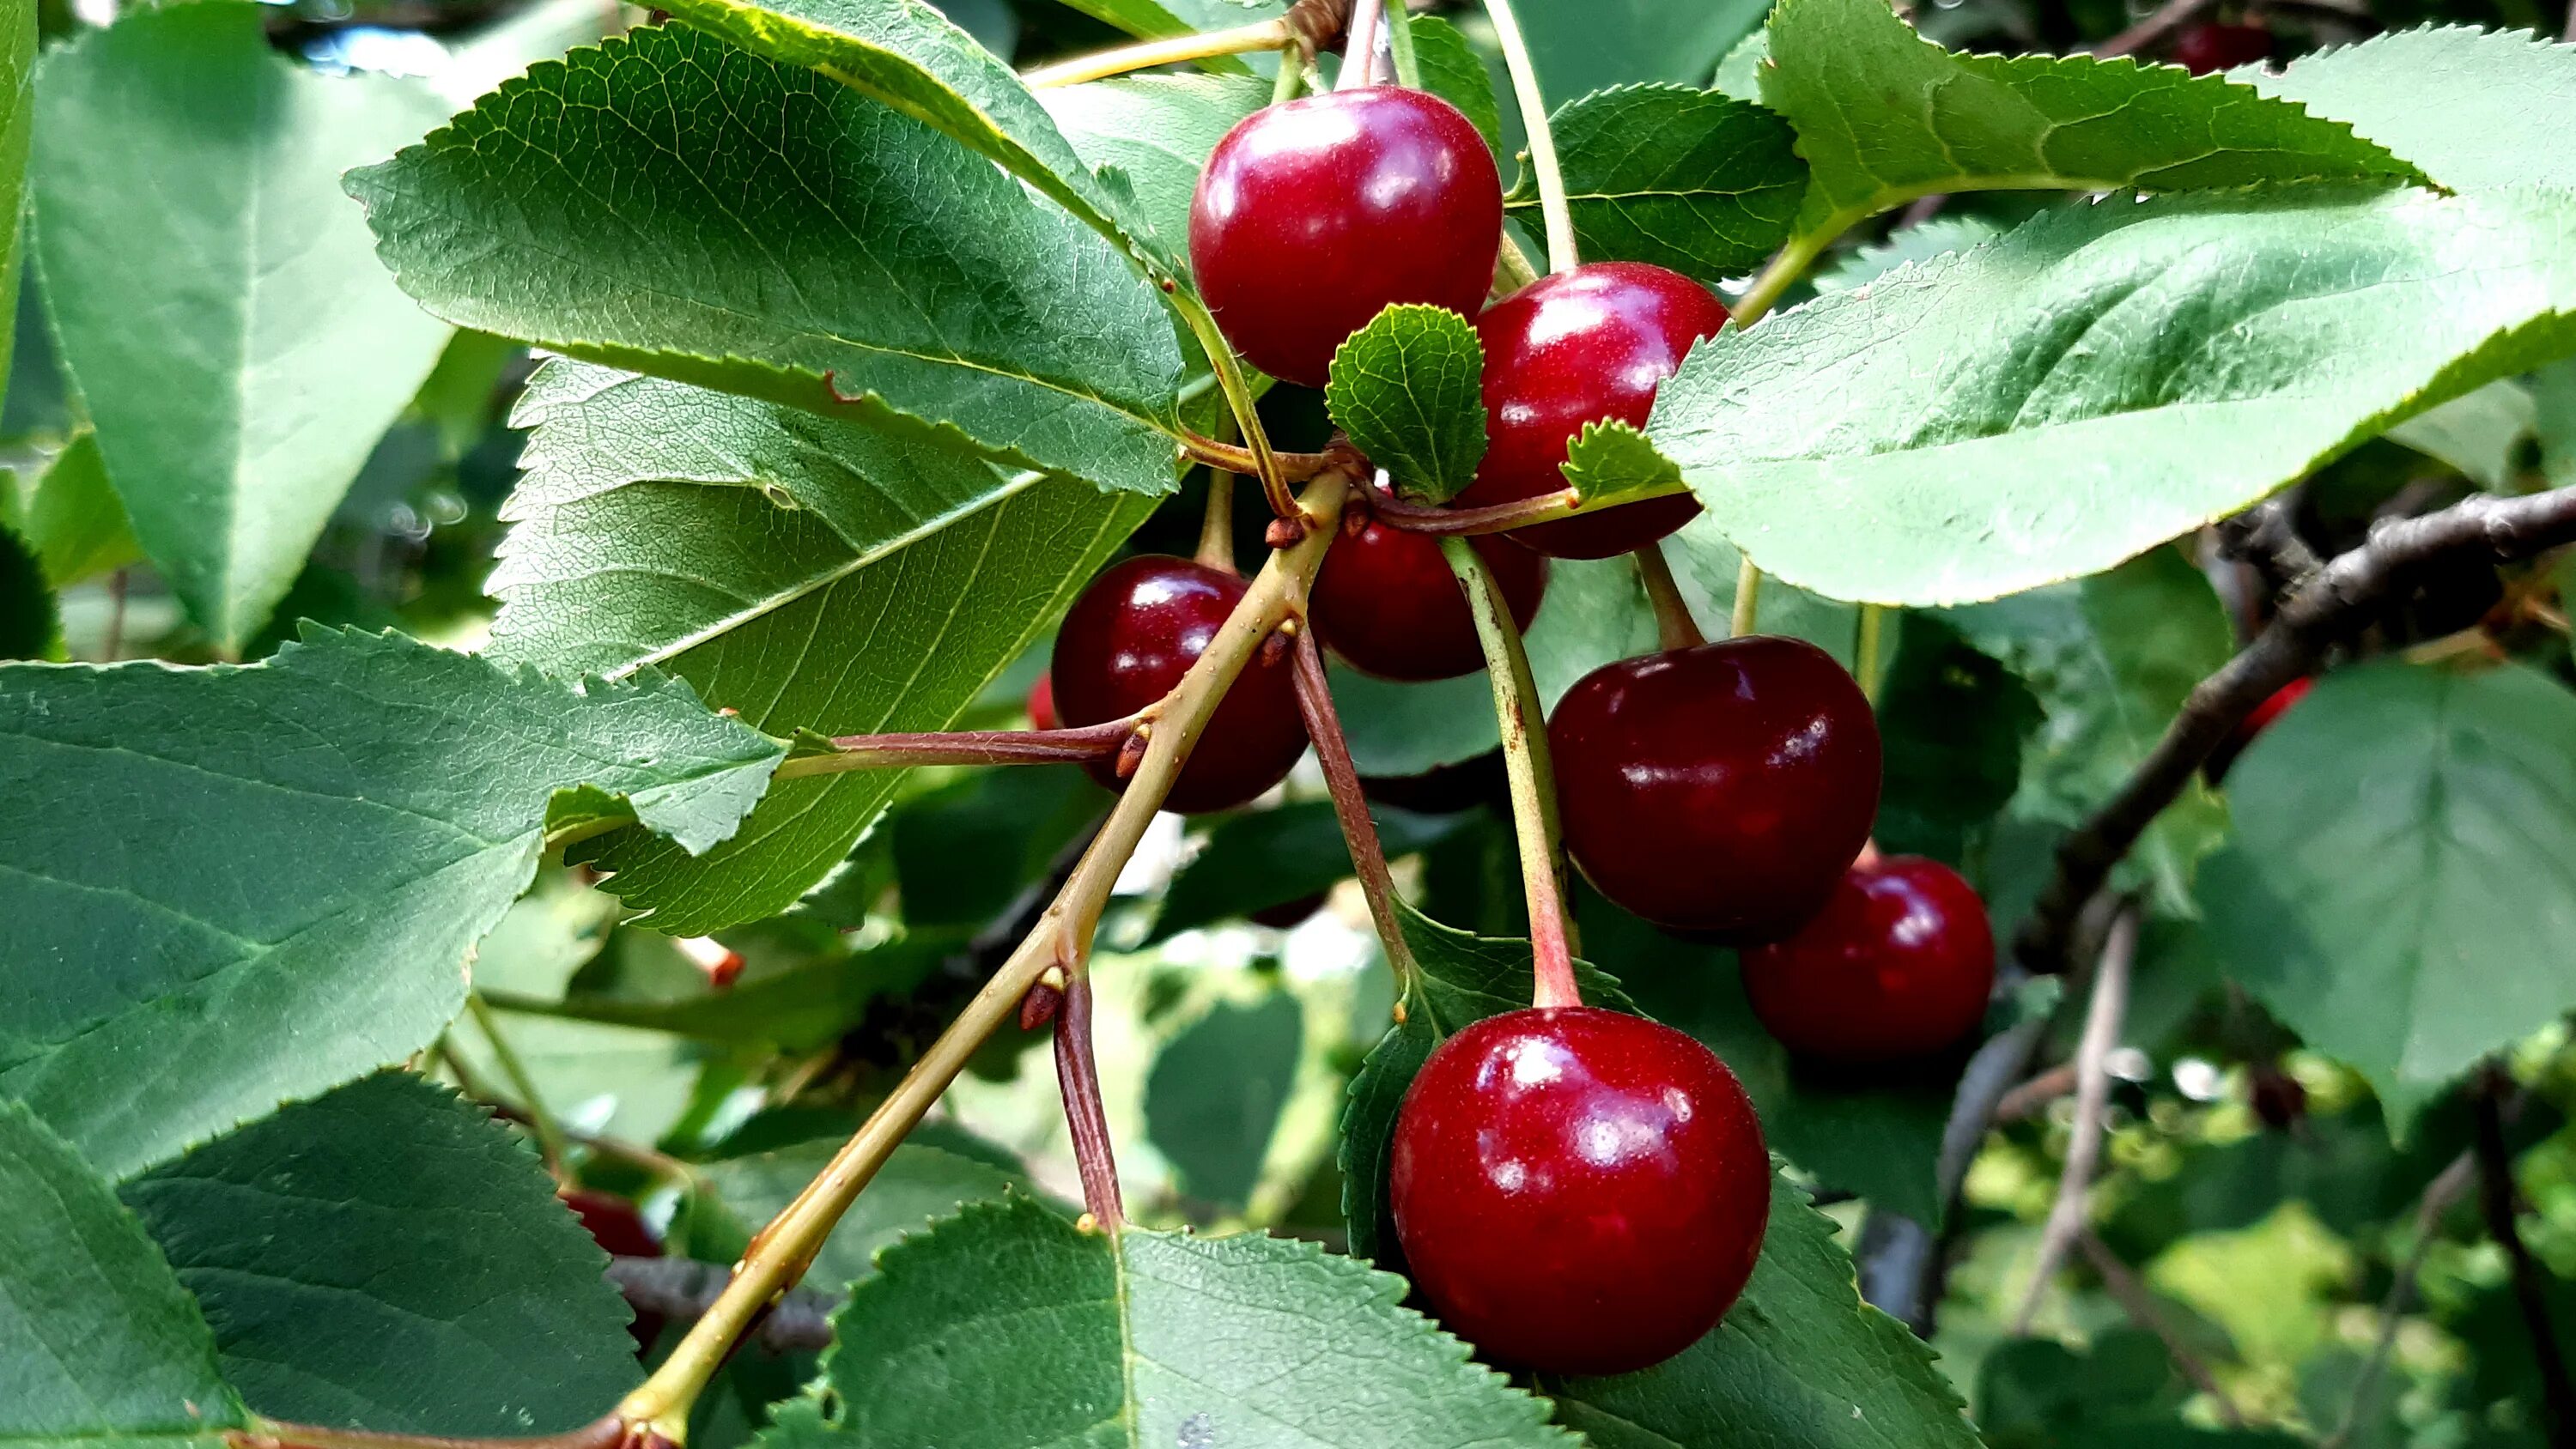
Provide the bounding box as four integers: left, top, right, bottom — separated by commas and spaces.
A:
2244, 25, 2576, 192
1947, 547, 2231, 913
1327, 305, 1487, 502
1507, 84, 1804, 282
767, 1196, 1575, 1447
347, 24, 1184, 500
1759, 0, 2424, 243
493, 361, 1151, 932
1557, 419, 1684, 509
1649, 185, 2576, 606
1151, 799, 1461, 941
694, 1138, 1037, 1294
2202, 661, 2576, 1129
1540, 1176, 1979, 1449
33, 3, 453, 650
0, 626, 784, 1179
1810, 215, 2004, 293
1410, 15, 1504, 158
19, 432, 141, 587
1519, 0, 1770, 105
1145, 991, 1303, 1210
2383, 379, 2536, 491
0, 1100, 247, 1449
1039, 73, 1267, 255
119, 1073, 639, 1434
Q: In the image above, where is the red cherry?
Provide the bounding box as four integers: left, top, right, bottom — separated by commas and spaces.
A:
1027, 673, 1060, 731
1051, 555, 1306, 814
2173, 20, 2271, 73
1249, 890, 1327, 929
1449, 262, 1729, 559
1389, 1006, 1771, 1374
1359, 749, 1508, 815
2207, 675, 2312, 780
1550, 636, 1880, 941
562, 1187, 660, 1259
1309, 513, 1546, 681
1741, 856, 1994, 1063
1189, 88, 1503, 388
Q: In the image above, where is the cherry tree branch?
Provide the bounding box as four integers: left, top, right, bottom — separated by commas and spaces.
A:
2324, 1151, 2481, 1449
1290, 626, 1421, 982
2215, 496, 2323, 599
2075, 1229, 2244, 1424
2018, 484, 2576, 975
774, 719, 1139, 779
2012, 904, 2137, 1335
2473, 1064, 2576, 1444
1054, 971, 1125, 1230
607, 1258, 836, 1354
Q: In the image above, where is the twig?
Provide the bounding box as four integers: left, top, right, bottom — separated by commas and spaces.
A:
2324, 1152, 2480, 1449
2566, 0, 2574, 43
233, 1419, 625, 1449
1481, 0, 1575, 273
2095, 0, 2223, 57
1021, 17, 1294, 88
2077, 1229, 2245, 1425
1177, 431, 1338, 488
1995, 1062, 2081, 1123
773, 719, 1139, 780
1633, 543, 1704, 651
2018, 484, 2576, 974
1289, 627, 1420, 982
104, 568, 129, 661
465, 994, 568, 1174
2012, 905, 2137, 1335
2473, 1064, 2576, 1445
1855, 603, 1889, 704
1370, 484, 1594, 536
1337, 0, 1383, 89
1053, 971, 1124, 1231
2215, 496, 2323, 602
1729, 556, 1762, 639
605, 1257, 835, 1354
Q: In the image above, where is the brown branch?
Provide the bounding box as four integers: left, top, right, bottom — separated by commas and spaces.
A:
1995, 1063, 2081, 1123
2473, 1064, 2576, 1445
771, 720, 1139, 779
2215, 496, 2323, 602
2076, 1230, 2245, 1426
2017, 484, 2576, 974
234, 1419, 629, 1449
1370, 486, 1588, 537
1179, 431, 1340, 485
1290, 627, 1419, 981
605, 1258, 836, 1355
1054, 971, 1125, 1231
2324, 1152, 2480, 1449
2013, 905, 2138, 1335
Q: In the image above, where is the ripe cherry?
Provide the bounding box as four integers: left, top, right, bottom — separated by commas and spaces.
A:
1741, 856, 1994, 1064
1026, 673, 1060, 731
1550, 636, 1880, 941
1360, 749, 1508, 815
1249, 891, 1327, 929
2173, 20, 2271, 73
1389, 1006, 1770, 1374
1190, 88, 1502, 388
1449, 262, 1730, 559
1052, 555, 1306, 814
1309, 512, 1546, 681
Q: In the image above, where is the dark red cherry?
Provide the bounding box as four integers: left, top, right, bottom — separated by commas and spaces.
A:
1359, 749, 1508, 815
1190, 88, 1503, 388
1450, 262, 1729, 559
1249, 891, 1327, 929
1309, 514, 1546, 681
1027, 673, 1060, 731
2206, 675, 2312, 780
1389, 1006, 1770, 1374
1741, 856, 1994, 1063
2173, 20, 2271, 73
1052, 555, 1306, 814
563, 1189, 663, 1349
2250, 1064, 2309, 1131
1550, 635, 1880, 941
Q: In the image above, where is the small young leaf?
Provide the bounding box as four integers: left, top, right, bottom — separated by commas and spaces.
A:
1411, 15, 1504, 159
2203, 661, 2576, 1130
1038, 73, 1267, 254
2245, 25, 2576, 191
0, 627, 785, 1179
119, 1073, 641, 1434
1327, 304, 1488, 502
1507, 84, 1805, 281
2382, 379, 2536, 491
0, 1100, 246, 1449
1557, 418, 1686, 511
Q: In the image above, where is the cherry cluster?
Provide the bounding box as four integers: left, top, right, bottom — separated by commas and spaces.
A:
1036, 79, 2005, 1376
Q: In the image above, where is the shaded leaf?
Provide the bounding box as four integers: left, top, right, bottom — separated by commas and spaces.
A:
694, 1137, 1036, 1294
2245, 25, 2576, 191
1327, 304, 1487, 503
0, 521, 56, 660
1508, 83, 1804, 282
1145, 991, 1304, 1209
1151, 799, 1459, 941
1810, 215, 2004, 293
1517, 0, 1771, 106
1874, 612, 2044, 863
2383, 379, 2535, 491
894, 765, 1106, 931
18, 432, 141, 587
1039, 73, 1267, 256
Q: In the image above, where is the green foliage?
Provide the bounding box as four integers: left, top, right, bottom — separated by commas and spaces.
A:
0, 520, 55, 660
1557, 419, 1685, 509
1039, 73, 1267, 253
14, 432, 140, 588
33, 3, 453, 650
1150, 799, 1457, 940
1517, 0, 1771, 106
1145, 991, 1303, 1207
2204, 661, 2576, 1126
1874, 612, 2045, 863
2245, 26, 2576, 191
767, 1196, 1575, 1447
693, 1138, 1037, 1293
1326, 304, 1488, 503
0, 0, 27, 397
1809, 215, 2004, 293
1410, 15, 1504, 158
0, 627, 782, 1178
119, 1073, 641, 1434
2384, 379, 2537, 491
1510, 84, 1805, 281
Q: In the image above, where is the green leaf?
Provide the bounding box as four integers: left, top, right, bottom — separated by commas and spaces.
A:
1326, 305, 1488, 503
2382, 379, 2535, 491
1151, 799, 1458, 941
1556, 419, 1684, 510
694, 1138, 1036, 1294
1145, 991, 1304, 1209
2202, 661, 2576, 1127
1039, 73, 1267, 257
1050, 0, 1274, 71
119, 1073, 640, 1434
1759, 0, 2423, 244
1810, 215, 2003, 293
769, 1196, 1574, 1447
1540, 1176, 1978, 1449
1411, 15, 1504, 159
1660, 512, 1862, 665
0, 521, 57, 661
19, 432, 141, 587
1650, 185, 2576, 606
1507, 84, 1804, 282
1517, 0, 1771, 106
1712, 26, 1767, 103
1947, 547, 2231, 913
0, 1100, 246, 1449
493, 361, 1151, 932
0, 626, 785, 1179
895, 765, 1107, 931
1874, 612, 2044, 863
2244, 26, 2576, 192
32, 4, 452, 651
347, 24, 1184, 500
1340, 900, 1634, 1262
0, 0, 28, 397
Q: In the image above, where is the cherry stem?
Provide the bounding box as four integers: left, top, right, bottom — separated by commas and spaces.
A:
1371, 483, 1586, 536
233, 1416, 633, 1449
1181, 430, 1338, 492
772, 720, 1139, 780
1632, 542, 1704, 651
1021, 17, 1296, 88
1171, 294, 1297, 518
1053, 970, 1126, 1231
613, 476, 1353, 1441
1288, 624, 1421, 985
1443, 537, 1579, 1011
1730, 226, 1836, 329
1492, 234, 1540, 296
464, 993, 568, 1174
1197, 434, 1239, 574
1728, 556, 1763, 639
1855, 602, 1889, 706
1337, 0, 1384, 90
1479, 0, 1577, 274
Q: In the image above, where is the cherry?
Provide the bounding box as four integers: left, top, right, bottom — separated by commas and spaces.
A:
1051, 555, 1306, 814
2173, 20, 2271, 73
1360, 749, 1508, 815
1309, 512, 1546, 681
1389, 1006, 1770, 1374
562, 1188, 662, 1350
1549, 635, 1880, 941
1449, 262, 1730, 559
1190, 88, 1502, 388
2250, 1064, 2309, 1131
1249, 891, 1327, 929
1741, 856, 1994, 1064
1027, 673, 1060, 731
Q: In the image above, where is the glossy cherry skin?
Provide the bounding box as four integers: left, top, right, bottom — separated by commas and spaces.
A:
1550, 636, 1880, 941
1310, 516, 1547, 681
1190, 88, 1503, 388
2173, 20, 2271, 72
1051, 555, 1306, 814
1026, 673, 1060, 731
1741, 856, 1994, 1063
1450, 263, 1730, 559
1389, 1006, 1771, 1374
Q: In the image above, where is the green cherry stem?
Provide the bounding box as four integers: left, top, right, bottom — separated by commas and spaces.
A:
1288, 621, 1421, 985
1339, 0, 1385, 88
1729, 556, 1763, 639
1445, 536, 1580, 1010
1729, 226, 1836, 329
1480, 0, 1577, 275
772, 719, 1139, 780
1856, 602, 1891, 706
1633, 541, 1704, 651
464, 993, 568, 1173
1022, 17, 1297, 88
1173, 293, 1297, 518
